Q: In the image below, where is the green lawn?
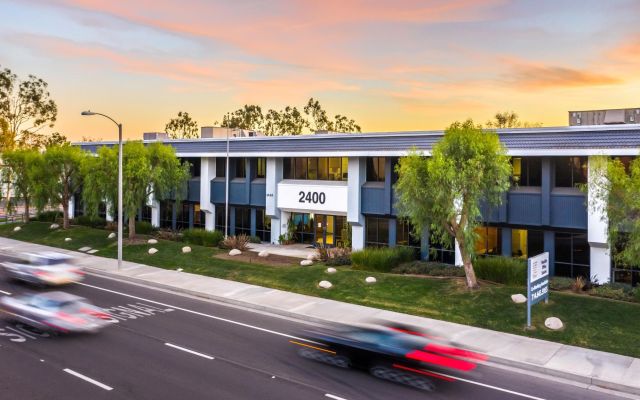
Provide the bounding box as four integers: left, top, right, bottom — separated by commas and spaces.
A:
2, 222, 639, 358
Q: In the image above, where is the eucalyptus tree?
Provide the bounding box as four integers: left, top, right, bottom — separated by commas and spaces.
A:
2, 148, 42, 220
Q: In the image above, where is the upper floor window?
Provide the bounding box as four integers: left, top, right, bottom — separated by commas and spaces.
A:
234, 158, 246, 179
366, 157, 385, 182
283, 157, 348, 181
555, 157, 587, 188
511, 157, 541, 186
215, 157, 226, 178
181, 157, 201, 178
256, 158, 266, 179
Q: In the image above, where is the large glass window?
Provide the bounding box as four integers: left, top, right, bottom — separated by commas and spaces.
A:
256, 158, 266, 179
511, 157, 541, 186
555, 157, 587, 188
234, 207, 251, 236
365, 216, 389, 247
283, 158, 348, 181
234, 158, 246, 179
216, 158, 226, 178
475, 226, 501, 256
181, 157, 201, 178
511, 229, 544, 259
175, 203, 190, 230
397, 218, 420, 249
140, 205, 152, 223
160, 200, 173, 229
555, 232, 590, 278
291, 213, 314, 244
367, 157, 385, 182
429, 235, 455, 264
255, 208, 271, 242
215, 205, 226, 233
193, 204, 205, 229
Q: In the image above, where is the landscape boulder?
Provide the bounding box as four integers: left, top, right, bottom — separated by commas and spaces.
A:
229, 249, 242, 256
306, 253, 318, 261
365, 276, 377, 284
544, 317, 564, 331
511, 294, 527, 304
318, 280, 333, 289
182, 246, 192, 254
108, 232, 116, 239
64, 237, 72, 242
258, 250, 270, 258
148, 248, 158, 255
13, 226, 21, 232
50, 223, 59, 229
78, 247, 91, 252
326, 267, 337, 274
176, 268, 183, 272
148, 239, 158, 244
300, 259, 313, 266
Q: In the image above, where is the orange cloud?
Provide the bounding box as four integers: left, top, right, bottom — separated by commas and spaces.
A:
503, 60, 621, 89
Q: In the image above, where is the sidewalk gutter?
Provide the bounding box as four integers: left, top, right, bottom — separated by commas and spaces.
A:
1, 237, 639, 397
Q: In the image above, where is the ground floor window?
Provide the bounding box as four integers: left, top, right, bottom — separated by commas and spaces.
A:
235, 207, 251, 236
474, 226, 501, 256
215, 205, 226, 233
175, 202, 190, 231
429, 235, 455, 264
256, 208, 271, 242
397, 218, 420, 250
291, 213, 314, 244
140, 205, 152, 223
365, 216, 389, 247
554, 232, 590, 278
159, 200, 173, 229
192, 204, 205, 228
73, 192, 84, 217
511, 229, 543, 259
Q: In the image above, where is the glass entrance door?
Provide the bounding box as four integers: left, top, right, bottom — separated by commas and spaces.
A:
315, 215, 335, 247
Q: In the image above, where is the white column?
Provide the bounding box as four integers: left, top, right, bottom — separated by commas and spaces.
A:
588, 156, 611, 283
105, 207, 114, 222
200, 157, 216, 231
454, 239, 463, 266
266, 157, 283, 243
347, 157, 366, 251
150, 200, 160, 228
68, 196, 75, 219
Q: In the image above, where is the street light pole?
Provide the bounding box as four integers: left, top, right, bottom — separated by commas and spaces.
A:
224, 127, 229, 238
81, 110, 123, 271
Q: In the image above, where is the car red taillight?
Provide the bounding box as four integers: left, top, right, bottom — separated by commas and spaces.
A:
56, 312, 87, 325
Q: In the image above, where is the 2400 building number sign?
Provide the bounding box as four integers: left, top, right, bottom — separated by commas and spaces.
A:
298, 191, 326, 204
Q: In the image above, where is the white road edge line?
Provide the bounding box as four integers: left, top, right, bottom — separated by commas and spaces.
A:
165, 343, 214, 360
77, 282, 314, 343
325, 394, 348, 400
0, 289, 11, 295
63, 368, 113, 391
431, 370, 546, 400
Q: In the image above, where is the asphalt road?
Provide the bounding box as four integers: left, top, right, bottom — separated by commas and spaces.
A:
0, 258, 632, 400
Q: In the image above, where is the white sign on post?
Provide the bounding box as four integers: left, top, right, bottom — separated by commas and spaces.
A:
527, 252, 550, 328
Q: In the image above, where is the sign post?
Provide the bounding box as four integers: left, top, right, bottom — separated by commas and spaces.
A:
527, 252, 550, 328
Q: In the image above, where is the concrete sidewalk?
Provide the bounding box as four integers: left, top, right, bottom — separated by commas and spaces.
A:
1, 236, 638, 397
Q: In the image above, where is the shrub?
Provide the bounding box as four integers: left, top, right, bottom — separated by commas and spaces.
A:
634, 288, 640, 303
392, 261, 465, 277
182, 229, 224, 247
221, 234, 250, 251
72, 215, 106, 229
571, 276, 587, 293
135, 221, 154, 235
473, 256, 526, 286
549, 277, 574, 291
35, 210, 62, 222
249, 235, 262, 244
591, 283, 634, 302
155, 229, 181, 241
351, 247, 416, 272
321, 246, 352, 266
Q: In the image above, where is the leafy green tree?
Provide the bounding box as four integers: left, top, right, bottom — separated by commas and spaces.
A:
82, 142, 190, 239
0, 118, 12, 153
486, 111, 542, 129
2, 149, 42, 221
220, 105, 264, 131
588, 156, 640, 269
395, 120, 512, 288
264, 106, 308, 136
165, 111, 199, 139
43, 132, 69, 147
0, 66, 58, 149
333, 114, 361, 133
35, 145, 86, 229
303, 97, 333, 131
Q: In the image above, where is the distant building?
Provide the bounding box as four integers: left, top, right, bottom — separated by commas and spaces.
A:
569, 107, 640, 126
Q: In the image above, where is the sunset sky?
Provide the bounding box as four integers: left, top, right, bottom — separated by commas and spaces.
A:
2, 0, 639, 140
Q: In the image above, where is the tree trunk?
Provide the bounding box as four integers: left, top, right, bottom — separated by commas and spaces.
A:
457, 238, 479, 289
24, 197, 30, 223
128, 215, 136, 240
62, 202, 69, 229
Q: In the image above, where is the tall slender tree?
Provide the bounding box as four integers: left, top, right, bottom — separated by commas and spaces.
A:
165, 111, 199, 139
2, 148, 42, 221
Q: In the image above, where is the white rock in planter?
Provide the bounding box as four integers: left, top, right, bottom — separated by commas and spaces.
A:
365, 276, 377, 284
229, 249, 242, 256
326, 267, 337, 274
78, 247, 91, 252
108, 232, 116, 239
511, 294, 527, 304
258, 250, 270, 257
182, 246, 191, 254
148, 239, 158, 244
545, 317, 564, 331
176, 268, 183, 272
148, 248, 158, 255
300, 259, 313, 266
87, 249, 99, 254
306, 253, 318, 261
64, 237, 72, 242
318, 280, 333, 289
50, 223, 59, 229
13, 226, 21, 232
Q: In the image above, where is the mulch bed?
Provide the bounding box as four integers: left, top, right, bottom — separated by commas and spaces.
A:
213, 251, 302, 267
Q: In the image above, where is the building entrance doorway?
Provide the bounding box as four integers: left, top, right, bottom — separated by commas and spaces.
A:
315, 214, 335, 247
290, 212, 347, 247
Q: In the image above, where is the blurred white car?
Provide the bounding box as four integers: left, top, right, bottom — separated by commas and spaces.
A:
0, 291, 111, 334
1, 252, 84, 286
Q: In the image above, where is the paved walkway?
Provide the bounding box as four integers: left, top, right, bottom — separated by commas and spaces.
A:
247, 242, 316, 259
1, 236, 639, 397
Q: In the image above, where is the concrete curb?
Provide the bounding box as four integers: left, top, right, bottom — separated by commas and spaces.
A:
85, 267, 640, 397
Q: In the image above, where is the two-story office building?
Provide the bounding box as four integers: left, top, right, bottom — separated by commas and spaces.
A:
76, 122, 640, 286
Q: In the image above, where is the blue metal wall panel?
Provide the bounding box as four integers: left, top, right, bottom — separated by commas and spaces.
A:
187, 179, 200, 202
250, 182, 266, 206
507, 193, 542, 225
211, 181, 225, 203
361, 186, 386, 215
550, 194, 587, 229
229, 181, 248, 204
